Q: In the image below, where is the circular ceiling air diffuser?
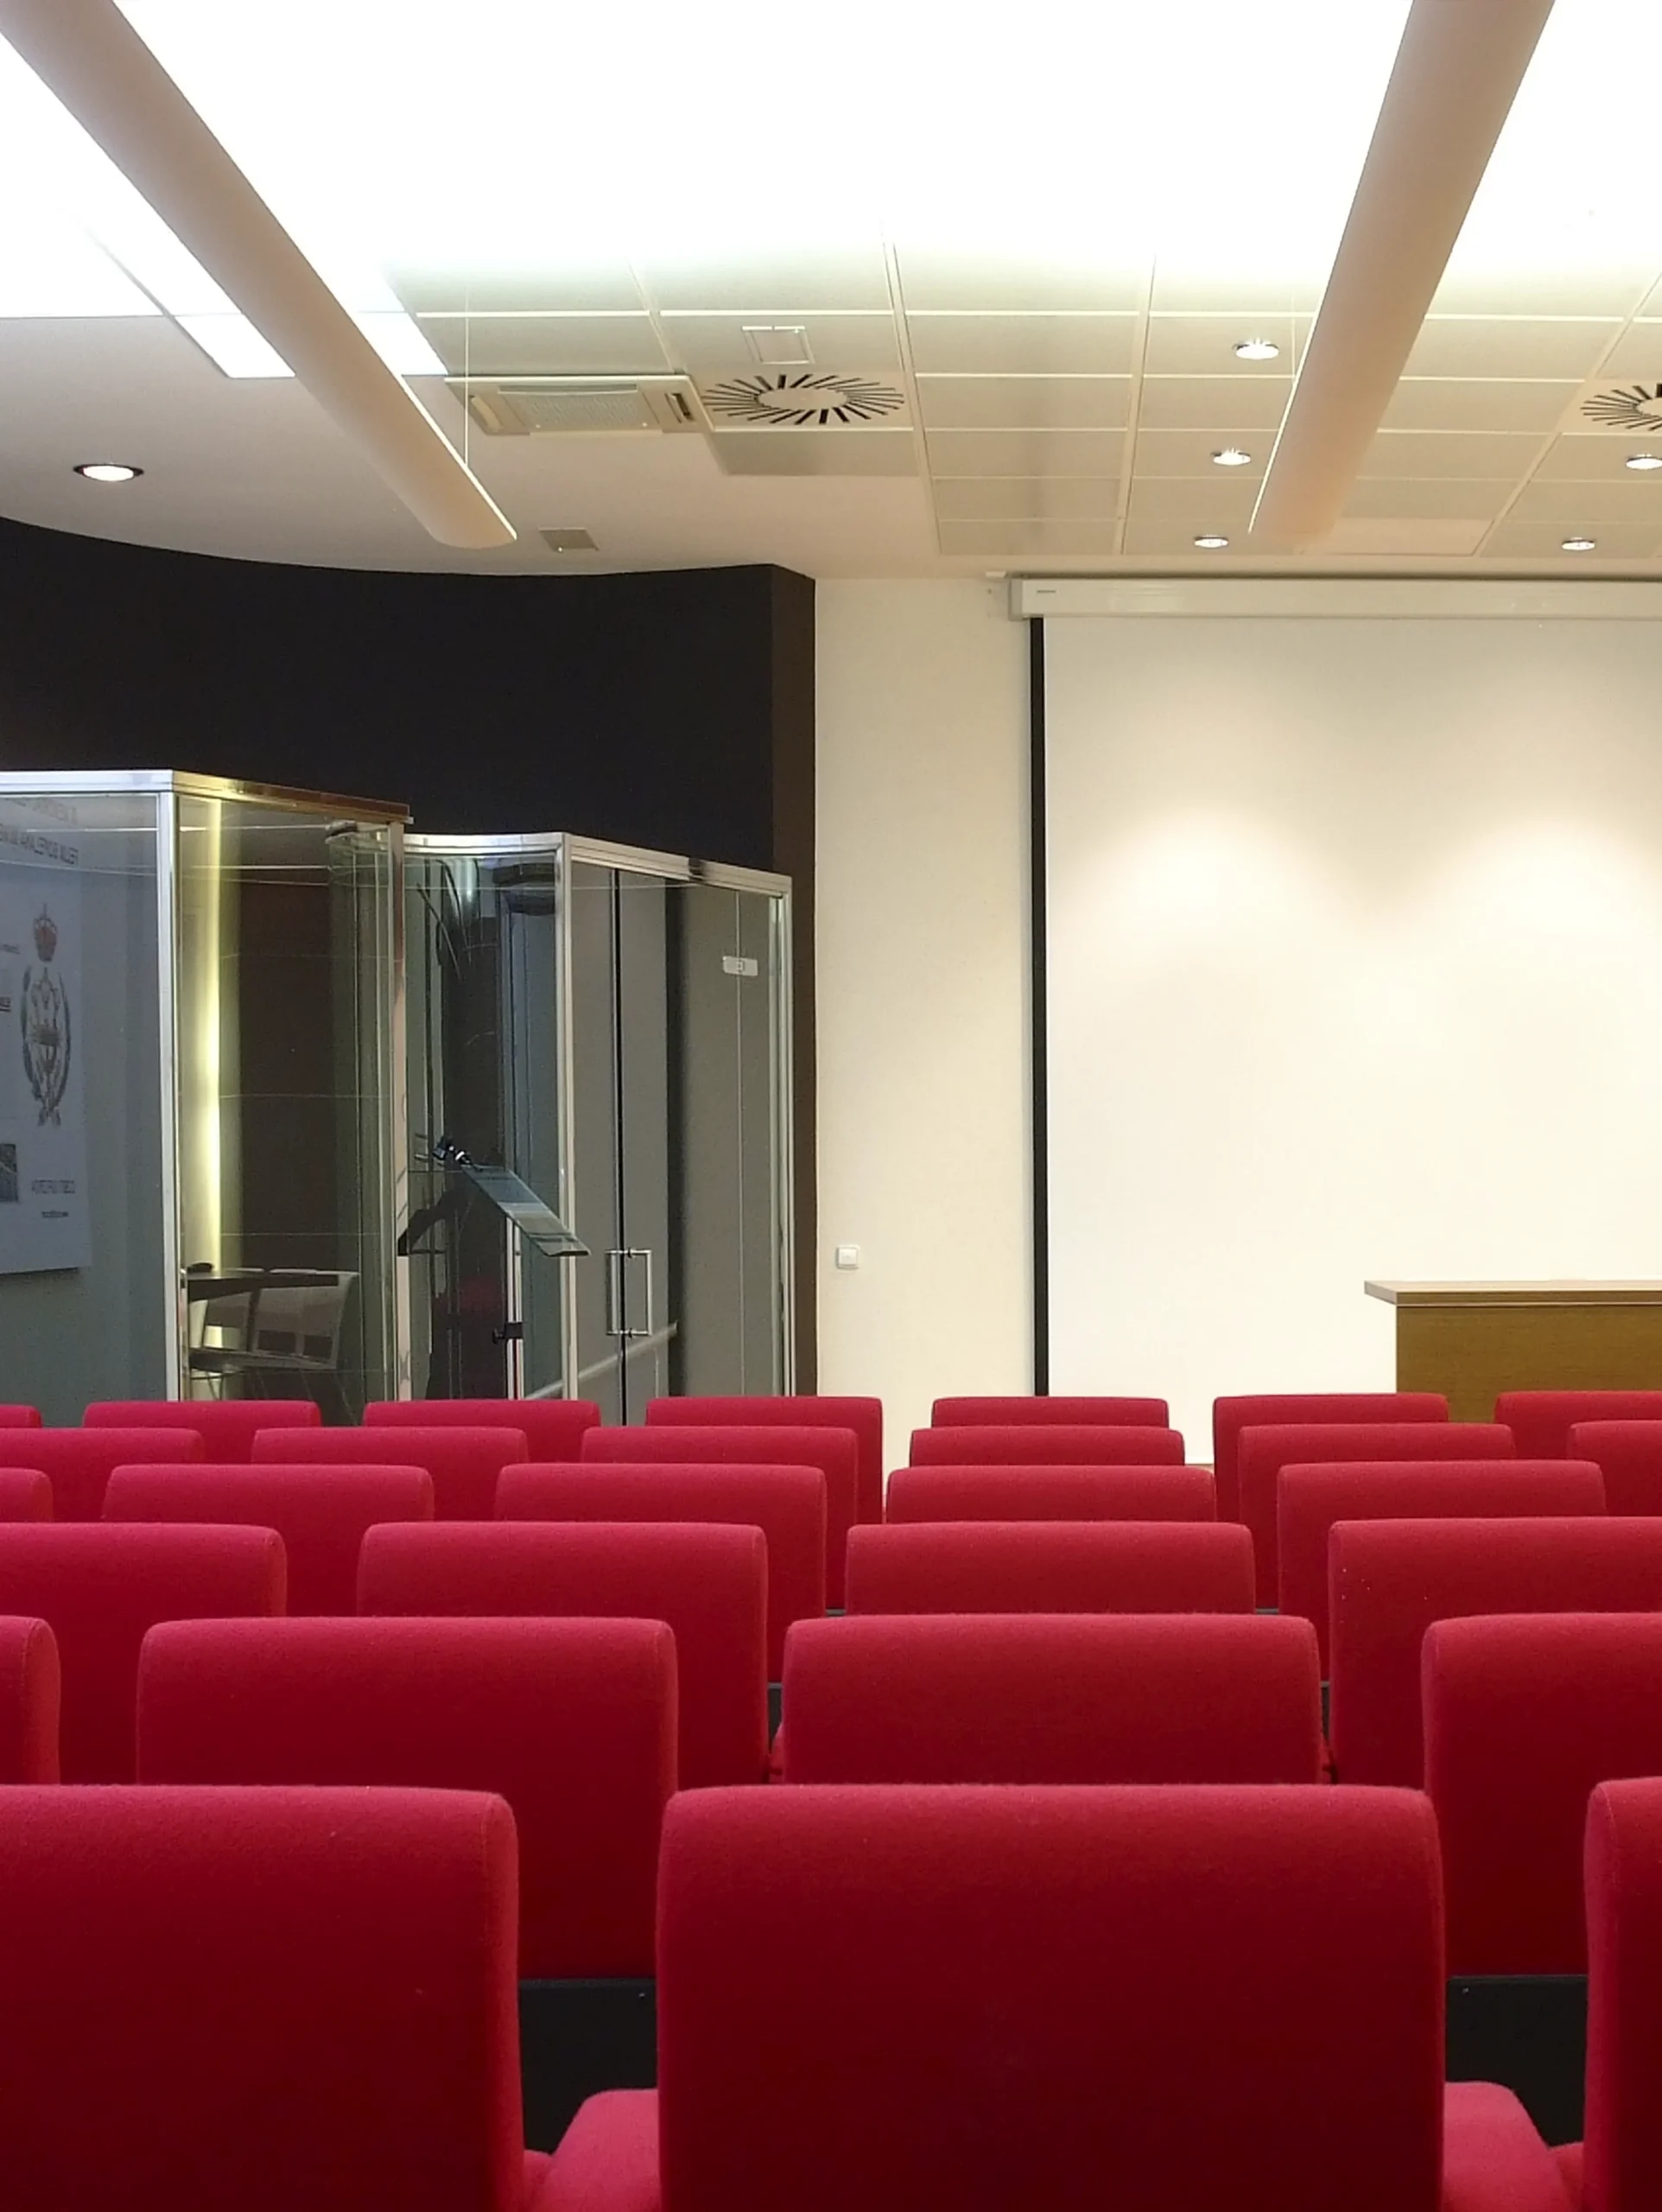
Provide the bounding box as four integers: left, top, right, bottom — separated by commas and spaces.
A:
1581, 382, 1662, 432
701, 371, 907, 427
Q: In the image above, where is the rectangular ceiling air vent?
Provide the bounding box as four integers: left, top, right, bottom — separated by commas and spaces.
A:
449, 376, 706, 436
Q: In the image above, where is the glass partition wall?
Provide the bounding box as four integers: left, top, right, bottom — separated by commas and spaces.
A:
406, 834, 793, 1419
0, 772, 405, 1423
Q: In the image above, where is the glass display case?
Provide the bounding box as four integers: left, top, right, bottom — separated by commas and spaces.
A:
405, 834, 794, 1420
0, 772, 405, 1423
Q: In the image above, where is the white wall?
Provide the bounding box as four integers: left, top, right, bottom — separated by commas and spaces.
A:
815, 580, 1031, 1464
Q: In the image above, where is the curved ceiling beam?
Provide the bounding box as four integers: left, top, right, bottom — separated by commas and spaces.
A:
1251, 0, 1555, 550
0, 0, 516, 550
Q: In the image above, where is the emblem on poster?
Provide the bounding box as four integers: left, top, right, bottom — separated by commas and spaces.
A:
21, 906, 70, 1127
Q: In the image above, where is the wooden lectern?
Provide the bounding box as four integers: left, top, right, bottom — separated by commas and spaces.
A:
1365, 1281, 1662, 1424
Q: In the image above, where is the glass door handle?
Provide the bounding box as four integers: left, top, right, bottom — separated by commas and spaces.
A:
618, 1247, 654, 1340
604, 1249, 625, 1338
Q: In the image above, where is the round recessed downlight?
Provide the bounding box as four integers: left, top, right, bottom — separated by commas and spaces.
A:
1194, 534, 1230, 549
1563, 536, 1597, 551
1626, 454, 1662, 472
1212, 447, 1252, 467
74, 461, 142, 483
1234, 340, 1279, 361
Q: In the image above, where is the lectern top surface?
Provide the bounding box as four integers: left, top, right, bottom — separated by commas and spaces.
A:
1365, 1280, 1662, 1306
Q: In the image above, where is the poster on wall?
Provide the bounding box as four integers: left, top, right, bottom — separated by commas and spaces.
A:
0, 800, 89, 1274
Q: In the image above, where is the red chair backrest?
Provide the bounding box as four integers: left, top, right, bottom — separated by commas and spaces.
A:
1329, 1517, 1662, 1788
883, 1465, 1215, 1525
0, 1427, 206, 1521
779, 1614, 1322, 1784
1568, 1421, 1662, 1515
500, 1460, 824, 1677
1278, 1459, 1606, 1668
85, 1398, 318, 1460
1498, 1390, 1662, 1459
0, 1405, 41, 1427
138, 1616, 676, 1981
0, 1524, 285, 1781
105, 1462, 435, 1616
930, 1395, 1169, 1427
585, 1423, 856, 1608
358, 1519, 767, 1789
365, 1397, 600, 1463
645, 1395, 884, 1529
1239, 1422, 1514, 1605
1212, 1394, 1447, 1522
909, 1424, 1184, 1467
1424, 1615, 1662, 1977
0, 1785, 524, 2212
0, 1468, 51, 1521
0, 1616, 59, 1781
657, 1785, 1444, 2212
844, 1522, 1255, 1617
253, 1424, 526, 1520
1583, 1778, 1662, 2212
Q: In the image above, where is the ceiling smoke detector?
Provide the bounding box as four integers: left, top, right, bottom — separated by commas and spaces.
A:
541, 527, 598, 553
450, 377, 705, 435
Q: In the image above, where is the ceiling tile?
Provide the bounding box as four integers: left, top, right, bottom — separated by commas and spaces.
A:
417, 314, 667, 377
709, 429, 917, 477
937, 516, 1122, 556
634, 248, 891, 311
916, 376, 1132, 431
1141, 315, 1310, 376
391, 262, 644, 315
1361, 430, 1547, 480
1592, 322, 1662, 380
1430, 264, 1654, 320
1381, 378, 1577, 434
1323, 518, 1491, 556
1480, 520, 1662, 561
923, 429, 1126, 476
906, 314, 1137, 375
1342, 479, 1512, 521
1507, 479, 1662, 524
658, 311, 900, 374
1405, 318, 1621, 380
1625, 276, 1662, 321
1137, 376, 1291, 431
1532, 434, 1662, 482
1125, 479, 1258, 526
1120, 517, 1246, 555
1132, 429, 1268, 479
932, 477, 1120, 520
1146, 262, 1324, 315
896, 247, 1146, 313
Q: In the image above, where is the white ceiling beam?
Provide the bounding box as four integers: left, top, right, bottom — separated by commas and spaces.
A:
1251, 0, 1556, 550
0, 0, 516, 550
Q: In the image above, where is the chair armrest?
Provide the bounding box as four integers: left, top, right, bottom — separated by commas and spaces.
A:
1443, 2082, 1572, 2212
524, 2091, 661, 2212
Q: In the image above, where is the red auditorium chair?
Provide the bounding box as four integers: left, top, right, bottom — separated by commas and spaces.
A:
0, 1427, 205, 1521
645, 1395, 885, 1530
0, 1784, 576, 2211
1278, 1459, 1606, 1668
908, 1423, 1184, 1466
254, 1421, 527, 1519
359, 1519, 768, 1789
883, 1463, 1215, 1524
1239, 1421, 1515, 1606
1566, 1421, 1662, 1515
930, 1394, 1170, 1427
778, 1614, 1322, 1783
537, 1785, 1564, 2212
0, 1469, 51, 1520
1497, 1390, 1662, 1459
1556, 1778, 1662, 2210
0, 1404, 40, 1426
844, 1522, 1255, 1616
138, 1615, 676, 2151
85, 1396, 319, 1460
105, 1461, 434, 1614
1212, 1393, 1448, 1523
585, 1422, 857, 1606
0, 1616, 59, 1781
367, 1395, 601, 1462
499, 1461, 825, 1680
0, 1523, 284, 1781
1329, 1517, 1662, 1789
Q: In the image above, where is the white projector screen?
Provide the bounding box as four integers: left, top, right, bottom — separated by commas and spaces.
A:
1044, 607, 1662, 1454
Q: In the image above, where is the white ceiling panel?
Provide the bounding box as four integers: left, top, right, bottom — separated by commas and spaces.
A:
1137, 377, 1292, 431
1481, 520, 1662, 562
1593, 322, 1662, 379
895, 247, 1147, 314
906, 315, 1138, 376
916, 377, 1132, 431
1120, 516, 1246, 555
1141, 315, 1310, 376
634, 248, 891, 312
1405, 320, 1622, 381
711, 429, 917, 477
1146, 262, 1325, 315
417, 315, 668, 378
1342, 479, 1512, 520
923, 429, 1126, 477
1507, 479, 1662, 524
1126, 479, 1258, 526
1532, 435, 1662, 482
936, 516, 1121, 556
1132, 429, 1268, 479
1323, 518, 1491, 556
932, 478, 1120, 521
1381, 378, 1578, 434
1428, 263, 1654, 321
390, 263, 646, 315
1361, 430, 1548, 479
659, 312, 900, 374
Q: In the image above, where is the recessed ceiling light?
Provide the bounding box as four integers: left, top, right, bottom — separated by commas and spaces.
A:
73, 461, 142, 483
1562, 536, 1597, 552
1194, 534, 1230, 550
1212, 447, 1252, 467
1234, 340, 1279, 361
1626, 454, 1662, 472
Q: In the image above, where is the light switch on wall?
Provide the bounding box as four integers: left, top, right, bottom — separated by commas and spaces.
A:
834, 1243, 860, 1271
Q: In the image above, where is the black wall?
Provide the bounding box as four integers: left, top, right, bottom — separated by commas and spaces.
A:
0, 517, 817, 1378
